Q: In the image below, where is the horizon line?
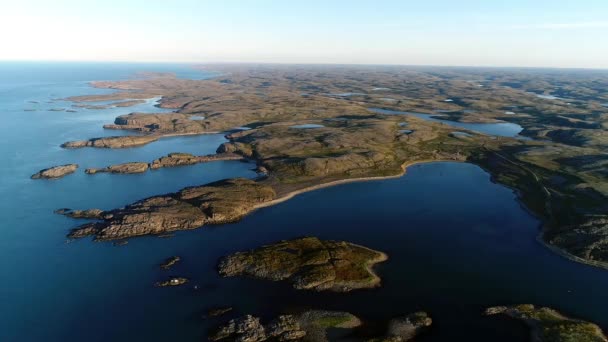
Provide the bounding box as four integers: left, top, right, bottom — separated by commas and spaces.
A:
1, 59, 607, 72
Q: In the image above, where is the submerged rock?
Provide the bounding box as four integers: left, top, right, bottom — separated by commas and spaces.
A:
31, 164, 78, 179
60, 135, 158, 149
484, 304, 608, 342
218, 237, 388, 292
205, 306, 233, 318
85, 162, 149, 174
65, 178, 276, 240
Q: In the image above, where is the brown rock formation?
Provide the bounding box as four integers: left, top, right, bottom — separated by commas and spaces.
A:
64, 178, 276, 240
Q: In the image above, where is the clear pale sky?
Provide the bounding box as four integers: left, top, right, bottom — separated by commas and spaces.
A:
2, 0, 608, 68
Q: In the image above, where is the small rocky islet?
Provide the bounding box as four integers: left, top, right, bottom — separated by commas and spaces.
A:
31, 164, 78, 179
217, 237, 388, 292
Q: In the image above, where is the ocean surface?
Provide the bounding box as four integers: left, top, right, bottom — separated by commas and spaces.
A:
1, 63, 607, 341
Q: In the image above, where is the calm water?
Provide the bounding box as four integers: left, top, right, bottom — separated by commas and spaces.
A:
1, 63, 607, 342
369, 108, 525, 138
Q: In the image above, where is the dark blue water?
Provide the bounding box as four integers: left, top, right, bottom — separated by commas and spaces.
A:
1, 63, 607, 341
369, 108, 525, 138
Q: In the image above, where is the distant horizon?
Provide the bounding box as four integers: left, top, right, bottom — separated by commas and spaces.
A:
2, 1, 608, 69
2, 59, 608, 72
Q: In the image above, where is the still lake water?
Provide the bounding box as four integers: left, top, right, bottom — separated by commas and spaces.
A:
368, 107, 525, 138
1, 63, 607, 341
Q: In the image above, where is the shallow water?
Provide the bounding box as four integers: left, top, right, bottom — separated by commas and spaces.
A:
369, 108, 524, 138
1, 63, 607, 342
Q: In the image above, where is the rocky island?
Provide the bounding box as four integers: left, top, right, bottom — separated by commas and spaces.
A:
218, 237, 388, 292
31, 164, 78, 179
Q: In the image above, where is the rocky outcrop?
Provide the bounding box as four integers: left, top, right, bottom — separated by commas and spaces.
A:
371, 312, 433, 342
218, 237, 388, 292
31, 164, 78, 179
210, 311, 360, 342
205, 307, 233, 318
149, 152, 243, 169
64, 178, 276, 240
103, 113, 210, 134
60, 135, 158, 149
484, 305, 608, 342
85, 162, 149, 174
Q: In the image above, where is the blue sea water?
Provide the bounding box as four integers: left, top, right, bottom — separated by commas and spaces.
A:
0, 63, 607, 341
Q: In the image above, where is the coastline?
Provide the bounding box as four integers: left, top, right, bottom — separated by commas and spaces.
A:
252, 157, 608, 273
254, 159, 456, 210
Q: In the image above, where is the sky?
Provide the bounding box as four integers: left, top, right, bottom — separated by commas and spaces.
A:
1, 0, 608, 68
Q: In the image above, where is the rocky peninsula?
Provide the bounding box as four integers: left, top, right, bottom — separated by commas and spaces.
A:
61, 135, 158, 149
217, 237, 387, 292
149, 152, 242, 169
66, 178, 276, 240
31, 164, 78, 179
485, 305, 608, 342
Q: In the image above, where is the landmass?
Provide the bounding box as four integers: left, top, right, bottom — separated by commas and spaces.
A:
217, 237, 388, 292
484, 305, 608, 342
59, 66, 608, 271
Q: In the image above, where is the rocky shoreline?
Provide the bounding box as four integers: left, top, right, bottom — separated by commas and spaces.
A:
484, 305, 608, 341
